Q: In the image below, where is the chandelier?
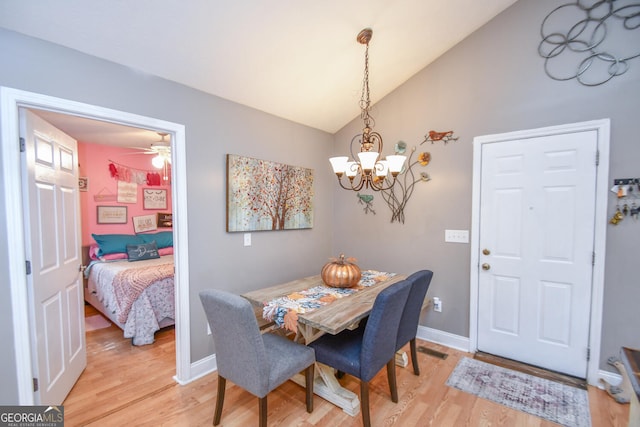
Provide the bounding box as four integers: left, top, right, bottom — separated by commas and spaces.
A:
329, 28, 406, 191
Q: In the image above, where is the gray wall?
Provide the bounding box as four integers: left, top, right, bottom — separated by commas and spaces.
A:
0, 28, 334, 404
333, 0, 640, 370
1, 0, 639, 404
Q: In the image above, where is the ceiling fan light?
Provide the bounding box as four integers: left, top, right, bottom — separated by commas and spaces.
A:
152, 155, 165, 169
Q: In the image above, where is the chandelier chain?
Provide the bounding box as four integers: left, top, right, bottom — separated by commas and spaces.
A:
360, 41, 373, 130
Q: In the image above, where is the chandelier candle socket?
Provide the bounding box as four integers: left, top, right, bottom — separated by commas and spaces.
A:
329, 28, 407, 191
321, 254, 362, 288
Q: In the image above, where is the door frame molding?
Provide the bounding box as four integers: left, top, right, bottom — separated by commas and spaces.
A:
1, 86, 192, 403
469, 119, 610, 385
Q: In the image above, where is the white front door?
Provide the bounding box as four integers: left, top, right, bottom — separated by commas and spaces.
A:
20, 109, 86, 404
476, 129, 598, 378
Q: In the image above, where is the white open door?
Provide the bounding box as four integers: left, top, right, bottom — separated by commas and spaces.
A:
20, 109, 86, 404
476, 128, 598, 378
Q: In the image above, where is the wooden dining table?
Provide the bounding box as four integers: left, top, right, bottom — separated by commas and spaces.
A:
242, 272, 408, 417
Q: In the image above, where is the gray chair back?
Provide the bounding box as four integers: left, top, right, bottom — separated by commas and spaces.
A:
199, 289, 270, 397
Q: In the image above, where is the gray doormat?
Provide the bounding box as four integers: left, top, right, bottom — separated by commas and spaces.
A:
447, 357, 591, 427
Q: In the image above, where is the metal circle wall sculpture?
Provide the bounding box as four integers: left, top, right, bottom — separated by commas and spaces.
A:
538, 1, 640, 86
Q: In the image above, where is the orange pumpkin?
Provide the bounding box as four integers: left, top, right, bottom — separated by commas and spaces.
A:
321, 254, 362, 288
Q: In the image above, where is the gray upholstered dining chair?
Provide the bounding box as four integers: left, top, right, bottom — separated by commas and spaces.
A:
199, 289, 315, 427
308, 280, 411, 427
396, 270, 434, 375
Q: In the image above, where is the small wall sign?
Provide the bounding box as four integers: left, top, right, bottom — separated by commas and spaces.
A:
117, 181, 138, 203
132, 214, 158, 233
97, 206, 127, 224
143, 188, 167, 210
157, 212, 173, 228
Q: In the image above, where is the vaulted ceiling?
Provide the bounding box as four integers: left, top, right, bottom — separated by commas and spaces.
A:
0, 0, 518, 143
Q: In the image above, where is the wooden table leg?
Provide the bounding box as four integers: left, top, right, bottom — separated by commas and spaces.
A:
291, 362, 360, 417
395, 350, 409, 367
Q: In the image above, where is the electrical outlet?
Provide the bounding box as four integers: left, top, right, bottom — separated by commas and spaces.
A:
445, 229, 469, 243
433, 297, 442, 312
244, 233, 251, 246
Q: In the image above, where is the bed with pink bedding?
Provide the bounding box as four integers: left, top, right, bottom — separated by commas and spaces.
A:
83, 232, 175, 345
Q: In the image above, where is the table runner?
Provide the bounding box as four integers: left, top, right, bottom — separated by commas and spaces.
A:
262, 270, 396, 331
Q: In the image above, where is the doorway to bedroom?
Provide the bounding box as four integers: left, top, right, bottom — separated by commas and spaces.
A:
26, 107, 179, 404
2, 87, 191, 405
30, 109, 177, 333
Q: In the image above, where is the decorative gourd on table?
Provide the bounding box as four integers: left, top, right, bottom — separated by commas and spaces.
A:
321, 254, 362, 288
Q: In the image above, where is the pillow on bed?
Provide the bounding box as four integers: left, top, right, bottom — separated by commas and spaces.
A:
140, 231, 173, 249
89, 243, 171, 261
126, 241, 160, 262
101, 252, 129, 261
158, 246, 173, 256
92, 233, 145, 256
89, 244, 128, 261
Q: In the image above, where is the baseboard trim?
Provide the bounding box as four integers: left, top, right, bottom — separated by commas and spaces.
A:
597, 369, 622, 389
416, 326, 470, 352
176, 354, 217, 385
182, 327, 620, 389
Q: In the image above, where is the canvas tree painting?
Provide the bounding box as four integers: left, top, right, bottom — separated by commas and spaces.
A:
226, 154, 314, 232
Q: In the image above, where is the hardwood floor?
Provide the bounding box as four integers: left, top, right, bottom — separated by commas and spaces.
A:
65, 307, 629, 426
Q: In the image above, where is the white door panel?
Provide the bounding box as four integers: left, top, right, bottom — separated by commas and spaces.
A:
21, 109, 86, 404
61, 186, 79, 261
66, 279, 84, 362
477, 130, 597, 378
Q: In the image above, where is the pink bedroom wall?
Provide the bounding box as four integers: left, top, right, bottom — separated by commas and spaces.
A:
78, 142, 172, 245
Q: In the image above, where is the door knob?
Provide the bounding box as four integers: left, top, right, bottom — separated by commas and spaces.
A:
481, 263, 491, 271
482, 248, 491, 255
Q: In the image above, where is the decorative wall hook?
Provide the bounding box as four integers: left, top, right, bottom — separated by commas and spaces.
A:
609, 178, 640, 225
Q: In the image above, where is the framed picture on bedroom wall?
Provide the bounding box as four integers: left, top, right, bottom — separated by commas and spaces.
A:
78, 177, 88, 192
157, 212, 173, 228
143, 188, 167, 210
132, 214, 158, 233
97, 206, 128, 224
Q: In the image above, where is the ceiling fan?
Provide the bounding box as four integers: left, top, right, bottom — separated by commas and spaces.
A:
127, 132, 172, 169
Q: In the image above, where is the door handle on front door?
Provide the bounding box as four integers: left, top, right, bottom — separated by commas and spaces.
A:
482, 263, 491, 270
482, 248, 491, 255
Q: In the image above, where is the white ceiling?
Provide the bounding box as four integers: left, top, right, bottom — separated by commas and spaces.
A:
0, 0, 518, 144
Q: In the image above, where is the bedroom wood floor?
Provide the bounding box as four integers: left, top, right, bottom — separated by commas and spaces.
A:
64, 305, 629, 426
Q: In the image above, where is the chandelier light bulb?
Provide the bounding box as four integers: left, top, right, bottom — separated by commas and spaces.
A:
357, 151, 379, 173
376, 160, 389, 178
329, 156, 348, 175
346, 162, 358, 178
386, 155, 407, 174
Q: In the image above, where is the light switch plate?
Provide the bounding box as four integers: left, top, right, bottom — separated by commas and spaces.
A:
244, 233, 251, 246
445, 229, 469, 243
